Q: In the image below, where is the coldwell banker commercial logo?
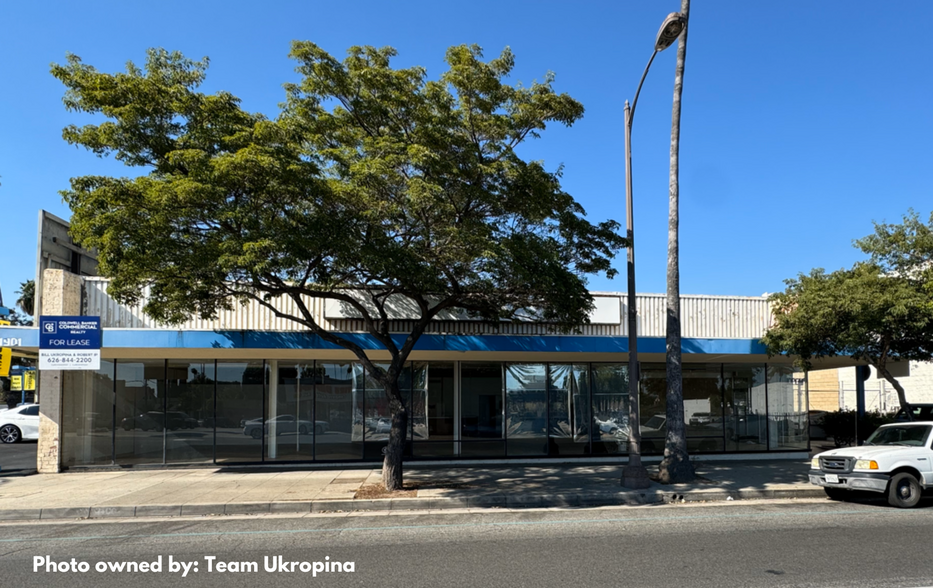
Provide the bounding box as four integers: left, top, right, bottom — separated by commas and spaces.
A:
38, 316, 102, 371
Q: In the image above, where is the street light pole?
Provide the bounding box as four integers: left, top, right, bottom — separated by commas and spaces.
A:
621, 12, 686, 490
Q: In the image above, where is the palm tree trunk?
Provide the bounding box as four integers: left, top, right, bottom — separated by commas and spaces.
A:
659, 0, 695, 484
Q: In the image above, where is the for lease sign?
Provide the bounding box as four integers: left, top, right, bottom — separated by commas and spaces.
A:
38, 316, 101, 370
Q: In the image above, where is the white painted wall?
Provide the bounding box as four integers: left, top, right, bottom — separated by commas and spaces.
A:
838, 362, 933, 412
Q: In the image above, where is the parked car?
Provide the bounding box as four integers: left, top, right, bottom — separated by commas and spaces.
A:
809, 421, 933, 508
242, 415, 329, 439
121, 411, 198, 431
688, 412, 714, 426
595, 417, 623, 435
374, 418, 392, 434
0, 404, 40, 443
894, 404, 933, 422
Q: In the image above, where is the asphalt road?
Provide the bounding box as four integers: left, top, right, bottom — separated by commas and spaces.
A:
1, 498, 933, 587
0, 440, 36, 475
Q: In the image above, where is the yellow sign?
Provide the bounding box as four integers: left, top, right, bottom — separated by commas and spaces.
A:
10, 375, 22, 392
24, 370, 36, 391
0, 347, 10, 377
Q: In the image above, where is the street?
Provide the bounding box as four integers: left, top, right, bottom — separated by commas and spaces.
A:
1, 498, 932, 587
0, 440, 36, 475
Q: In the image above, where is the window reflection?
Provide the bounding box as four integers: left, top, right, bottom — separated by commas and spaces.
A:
165, 360, 215, 463
461, 363, 504, 456
723, 364, 767, 451
592, 364, 629, 455
62, 361, 114, 466
548, 364, 590, 455
505, 364, 547, 456
315, 363, 362, 460
683, 365, 724, 453
268, 362, 317, 461
768, 365, 807, 450
115, 360, 165, 464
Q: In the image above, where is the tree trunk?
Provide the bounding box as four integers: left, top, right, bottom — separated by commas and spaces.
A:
381, 384, 409, 491
874, 363, 911, 419
659, 0, 695, 484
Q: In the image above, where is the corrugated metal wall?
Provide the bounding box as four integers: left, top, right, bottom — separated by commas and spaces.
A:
84, 278, 773, 339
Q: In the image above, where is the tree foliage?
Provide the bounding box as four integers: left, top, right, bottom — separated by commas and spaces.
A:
763, 211, 933, 412
15, 280, 34, 317
53, 45, 626, 488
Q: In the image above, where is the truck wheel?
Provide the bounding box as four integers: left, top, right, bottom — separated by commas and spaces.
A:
887, 472, 922, 508
824, 487, 847, 501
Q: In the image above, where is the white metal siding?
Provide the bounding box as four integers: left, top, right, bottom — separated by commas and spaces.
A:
84, 278, 773, 339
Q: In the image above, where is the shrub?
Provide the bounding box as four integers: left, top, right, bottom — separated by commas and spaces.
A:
822, 409, 895, 447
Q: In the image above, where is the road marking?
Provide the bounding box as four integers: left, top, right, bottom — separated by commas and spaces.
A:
0, 507, 925, 544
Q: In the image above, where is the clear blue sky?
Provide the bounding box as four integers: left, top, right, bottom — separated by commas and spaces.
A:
1, 1, 930, 311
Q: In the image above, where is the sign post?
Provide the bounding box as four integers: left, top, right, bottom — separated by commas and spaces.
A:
38, 316, 101, 370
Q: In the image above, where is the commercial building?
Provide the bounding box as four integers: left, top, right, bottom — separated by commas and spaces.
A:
0, 266, 841, 473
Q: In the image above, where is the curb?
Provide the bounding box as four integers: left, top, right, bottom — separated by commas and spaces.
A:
0, 487, 828, 522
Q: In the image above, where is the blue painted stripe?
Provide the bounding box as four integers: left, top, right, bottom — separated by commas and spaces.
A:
2, 326, 769, 355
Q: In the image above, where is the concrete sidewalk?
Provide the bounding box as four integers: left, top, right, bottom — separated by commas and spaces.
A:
0, 459, 824, 521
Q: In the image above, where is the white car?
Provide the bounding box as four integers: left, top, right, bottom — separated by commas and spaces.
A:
809, 421, 933, 508
0, 404, 40, 443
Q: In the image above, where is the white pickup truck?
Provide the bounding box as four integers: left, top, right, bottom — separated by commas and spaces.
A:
809, 421, 933, 508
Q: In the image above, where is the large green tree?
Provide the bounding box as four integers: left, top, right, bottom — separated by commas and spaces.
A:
53, 45, 626, 489
763, 211, 933, 413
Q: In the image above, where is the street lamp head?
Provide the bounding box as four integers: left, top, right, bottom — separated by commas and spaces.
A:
655, 12, 686, 52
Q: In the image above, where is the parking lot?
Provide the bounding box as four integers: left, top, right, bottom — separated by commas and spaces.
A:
0, 440, 37, 475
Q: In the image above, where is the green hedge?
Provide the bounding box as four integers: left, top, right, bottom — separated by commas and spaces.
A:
822, 409, 895, 447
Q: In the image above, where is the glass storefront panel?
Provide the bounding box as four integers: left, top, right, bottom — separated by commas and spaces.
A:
683, 364, 725, 453
768, 364, 807, 450
268, 362, 317, 461
60, 358, 801, 467
723, 364, 767, 451
418, 362, 454, 457
115, 359, 166, 464
364, 363, 394, 460
315, 362, 363, 460
638, 363, 666, 454
216, 360, 264, 463
165, 360, 215, 463
548, 364, 590, 456
410, 362, 428, 443
62, 361, 114, 466
505, 364, 547, 456
461, 362, 504, 456
592, 363, 629, 454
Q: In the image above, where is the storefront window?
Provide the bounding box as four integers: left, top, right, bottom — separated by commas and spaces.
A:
363, 363, 393, 460
548, 364, 590, 456
683, 364, 725, 453
315, 362, 362, 460
592, 363, 629, 454
723, 364, 767, 451
505, 364, 547, 456
416, 362, 454, 457
410, 362, 429, 443
768, 364, 807, 450
267, 362, 316, 461
461, 363, 504, 456
215, 361, 264, 463
115, 359, 165, 464
165, 360, 215, 463
62, 361, 114, 466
